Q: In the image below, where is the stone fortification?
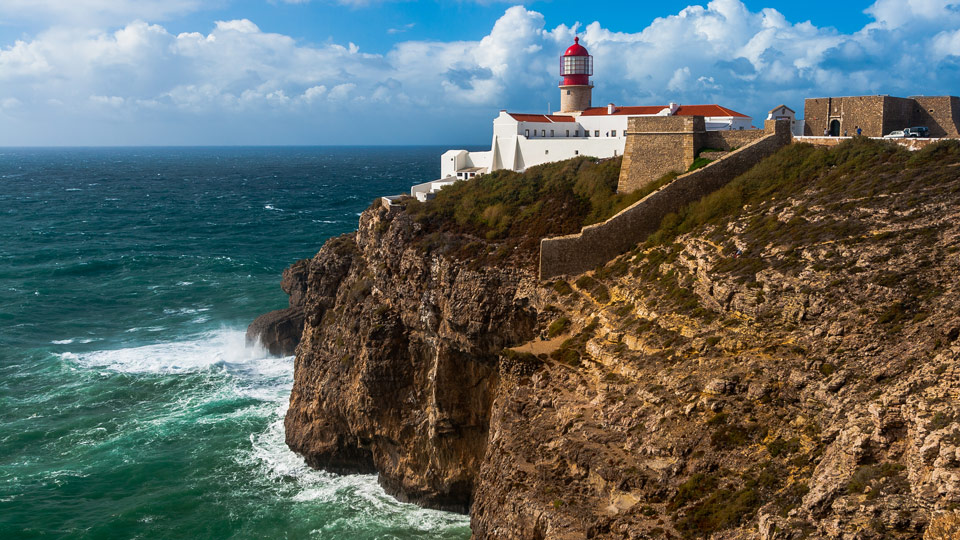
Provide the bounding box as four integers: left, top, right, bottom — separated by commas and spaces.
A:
804, 95, 960, 137
617, 116, 766, 193
541, 120, 791, 279
701, 128, 765, 151
795, 136, 947, 151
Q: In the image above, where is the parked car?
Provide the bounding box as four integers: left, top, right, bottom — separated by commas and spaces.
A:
903, 127, 930, 138
883, 130, 906, 139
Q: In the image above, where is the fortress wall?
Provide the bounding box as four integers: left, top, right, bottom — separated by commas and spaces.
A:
881, 96, 916, 136
617, 116, 701, 193
911, 96, 960, 137
804, 96, 889, 137
793, 136, 947, 151
540, 120, 792, 279
701, 129, 765, 151
805, 95, 960, 138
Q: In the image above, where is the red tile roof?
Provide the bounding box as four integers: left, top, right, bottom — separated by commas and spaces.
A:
507, 113, 578, 123
675, 104, 749, 118
579, 106, 663, 116
579, 104, 749, 118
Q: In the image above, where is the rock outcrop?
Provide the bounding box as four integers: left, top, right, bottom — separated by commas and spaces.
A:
266, 140, 960, 539
283, 207, 539, 512
247, 260, 310, 356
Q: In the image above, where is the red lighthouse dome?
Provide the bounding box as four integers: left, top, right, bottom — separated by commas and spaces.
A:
560, 37, 592, 86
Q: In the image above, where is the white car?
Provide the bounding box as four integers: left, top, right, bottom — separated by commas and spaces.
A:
883, 130, 906, 139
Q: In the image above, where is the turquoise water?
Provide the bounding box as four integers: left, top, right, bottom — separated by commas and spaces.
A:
0, 148, 472, 539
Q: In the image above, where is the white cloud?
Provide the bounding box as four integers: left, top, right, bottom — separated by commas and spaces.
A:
1, 1, 960, 144
301, 85, 328, 102
327, 83, 358, 101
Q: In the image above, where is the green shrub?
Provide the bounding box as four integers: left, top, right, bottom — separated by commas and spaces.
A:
552, 280, 573, 296
766, 437, 801, 458
688, 157, 713, 172
547, 317, 570, 338
669, 473, 719, 511
575, 275, 611, 303
677, 487, 761, 537
711, 421, 767, 449
645, 138, 960, 250
847, 462, 907, 499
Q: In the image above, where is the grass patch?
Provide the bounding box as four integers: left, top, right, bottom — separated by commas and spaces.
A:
766, 437, 801, 458
645, 138, 960, 250
549, 318, 599, 367
404, 156, 636, 262
847, 462, 907, 499
676, 488, 761, 537
575, 275, 611, 304
552, 280, 573, 296
687, 157, 713, 172
547, 316, 570, 338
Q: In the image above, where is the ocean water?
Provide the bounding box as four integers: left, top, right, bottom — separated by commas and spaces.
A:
0, 147, 473, 539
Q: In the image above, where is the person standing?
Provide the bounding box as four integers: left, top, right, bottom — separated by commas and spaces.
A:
856, 126, 862, 136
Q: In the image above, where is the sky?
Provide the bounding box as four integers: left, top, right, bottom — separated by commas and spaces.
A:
0, 0, 959, 146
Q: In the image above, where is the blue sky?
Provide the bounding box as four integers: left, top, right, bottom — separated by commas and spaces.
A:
0, 0, 958, 145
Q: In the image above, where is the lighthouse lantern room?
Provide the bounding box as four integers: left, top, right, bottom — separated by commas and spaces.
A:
558, 37, 593, 114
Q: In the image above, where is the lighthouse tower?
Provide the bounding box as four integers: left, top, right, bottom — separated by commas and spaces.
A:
558, 37, 593, 114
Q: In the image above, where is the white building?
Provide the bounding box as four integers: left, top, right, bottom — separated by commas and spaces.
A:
413, 38, 754, 201
767, 104, 804, 137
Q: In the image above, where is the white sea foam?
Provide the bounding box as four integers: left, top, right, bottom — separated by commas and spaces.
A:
61, 329, 287, 378
51, 339, 74, 345
245, 402, 471, 533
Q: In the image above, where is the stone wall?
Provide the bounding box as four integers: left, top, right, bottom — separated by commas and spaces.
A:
804, 95, 960, 137
617, 116, 699, 193
794, 136, 949, 151
912, 96, 960, 137
804, 96, 891, 137
540, 120, 792, 279
701, 129, 765, 151
617, 117, 766, 193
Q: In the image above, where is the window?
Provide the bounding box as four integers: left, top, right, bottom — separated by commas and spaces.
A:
566, 130, 570, 137
594, 130, 600, 137
611, 130, 617, 137
614, 150, 617, 157
541, 130, 546, 137
550, 130, 554, 137
545, 150, 549, 155
584, 130, 589, 137
525, 129, 530, 137
566, 90, 571, 95
575, 150, 579, 155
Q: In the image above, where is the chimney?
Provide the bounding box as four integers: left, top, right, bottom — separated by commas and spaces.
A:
669, 102, 680, 115
608, 103, 616, 114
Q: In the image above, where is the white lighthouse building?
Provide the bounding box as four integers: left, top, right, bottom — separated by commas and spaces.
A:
412, 38, 753, 201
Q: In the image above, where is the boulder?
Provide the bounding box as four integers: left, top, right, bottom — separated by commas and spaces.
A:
246, 307, 304, 356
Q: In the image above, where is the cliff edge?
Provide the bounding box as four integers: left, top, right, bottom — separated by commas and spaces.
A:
266, 140, 960, 539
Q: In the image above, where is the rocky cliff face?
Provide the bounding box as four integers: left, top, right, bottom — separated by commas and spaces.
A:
282, 206, 540, 512
274, 140, 960, 539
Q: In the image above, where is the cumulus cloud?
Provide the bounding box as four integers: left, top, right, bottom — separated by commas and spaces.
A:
2, 0, 960, 144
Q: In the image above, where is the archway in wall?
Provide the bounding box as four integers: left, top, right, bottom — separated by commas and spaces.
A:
830, 120, 841, 137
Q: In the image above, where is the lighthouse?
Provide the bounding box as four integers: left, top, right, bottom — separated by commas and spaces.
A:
558, 37, 593, 114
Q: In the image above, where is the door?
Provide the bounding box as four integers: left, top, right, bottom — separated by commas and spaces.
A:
830, 120, 841, 137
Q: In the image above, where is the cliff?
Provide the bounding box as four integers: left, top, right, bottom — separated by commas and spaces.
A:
267, 139, 960, 539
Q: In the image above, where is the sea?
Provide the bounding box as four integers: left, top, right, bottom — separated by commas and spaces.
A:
0, 147, 476, 539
